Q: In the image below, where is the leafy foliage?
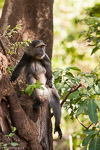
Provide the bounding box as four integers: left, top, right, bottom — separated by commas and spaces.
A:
7, 66, 15, 74
1, 1, 100, 149
81, 17, 100, 55
88, 99, 98, 124
0, 127, 19, 149
53, 65, 100, 149
89, 136, 100, 150
1, 24, 32, 57
25, 81, 44, 96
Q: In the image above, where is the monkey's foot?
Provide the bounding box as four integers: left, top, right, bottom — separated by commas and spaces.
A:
54, 125, 62, 139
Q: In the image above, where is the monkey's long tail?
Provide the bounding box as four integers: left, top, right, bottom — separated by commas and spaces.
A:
49, 88, 62, 138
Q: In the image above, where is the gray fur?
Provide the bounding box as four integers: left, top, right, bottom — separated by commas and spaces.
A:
25, 60, 61, 127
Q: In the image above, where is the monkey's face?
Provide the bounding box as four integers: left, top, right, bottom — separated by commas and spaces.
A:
34, 45, 46, 59
27, 40, 46, 59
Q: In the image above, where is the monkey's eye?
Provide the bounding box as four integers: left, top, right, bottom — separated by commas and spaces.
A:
40, 46, 46, 51
40, 45, 45, 48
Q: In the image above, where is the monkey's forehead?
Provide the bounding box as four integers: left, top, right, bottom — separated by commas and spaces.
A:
30, 40, 46, 47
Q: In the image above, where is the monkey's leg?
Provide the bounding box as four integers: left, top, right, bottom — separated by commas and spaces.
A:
36, 73, 48, 101
27, 74, 43, 111
33, 73, 49, 110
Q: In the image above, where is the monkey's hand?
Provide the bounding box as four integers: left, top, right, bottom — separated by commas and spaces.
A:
54, 125, 62, 139
46, 80, 53, 88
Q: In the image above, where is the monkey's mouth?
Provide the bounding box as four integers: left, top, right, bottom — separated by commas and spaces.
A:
36, 55, 44, 59
38, 54, 43, 57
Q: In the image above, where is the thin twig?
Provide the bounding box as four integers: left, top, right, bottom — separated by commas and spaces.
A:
58, 83, 93, 129
76, 116, 94, 129
51, 83, 82, 118
87, 123, 93, 129
61, 83, 82, 107
76, 116, 88, 129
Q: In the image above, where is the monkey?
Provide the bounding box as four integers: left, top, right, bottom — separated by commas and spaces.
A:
10, 40, 62, 139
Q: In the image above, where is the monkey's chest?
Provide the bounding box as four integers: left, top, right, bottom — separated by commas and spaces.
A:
29, 61, 46, 75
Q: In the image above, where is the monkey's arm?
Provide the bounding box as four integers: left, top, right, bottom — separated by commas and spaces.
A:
42, 54, 53, 87
11, 53, 29, 82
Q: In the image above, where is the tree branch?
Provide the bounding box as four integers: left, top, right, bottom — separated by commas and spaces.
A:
59, 83, 94, 130
76, 116, 88, 129
76, 116, 94, 129
61, 83, 82, 107
51, 83, 82, 118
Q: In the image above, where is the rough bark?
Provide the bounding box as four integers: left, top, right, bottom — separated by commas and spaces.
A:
0, 0, 54, 149
0, 49, 53, 150
0, 0, 53, 59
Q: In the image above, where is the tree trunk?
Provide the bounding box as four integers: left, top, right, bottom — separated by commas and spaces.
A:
0, 0, 53, 59
0, 0, 53, 149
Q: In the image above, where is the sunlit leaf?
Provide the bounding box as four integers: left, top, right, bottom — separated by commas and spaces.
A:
83, 129, 98, 135
67, 66, 81, 72
83, 145, 87, 150
76, 100, 87, 116
95, 99, 100, 110
88, 100, 98, 124
91, 47, 99, 55
82, 134, 94, 146
89, 137, 100, 150
82, 131, 98, 146
11, 142, 19, 146
68, 91, 80, 99
6, 25, 10, 30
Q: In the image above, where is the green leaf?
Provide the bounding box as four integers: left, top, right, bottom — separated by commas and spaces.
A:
89, 137, 100, 150
53, 69, 63, 79
25, 84, 35, 96
3, 144, 7, 147
20, 90, 25, 95
19, 44, 22, 48
83, 145, 87, 150
12, 127, 16, 132
25, 81, 44, 96
11, 142, 18, 147
91, 47, 99, 55
66, 72, 74, 78
88, 100, 98, 124
36, 84, 44, 90
95, 99, 100, 110
6, 25, 10, 30
6, 133, 14, 137
68, 91, 80, 99
76, 100, 87, 116
82, 131, 98, 146
96, 79, 100, 85
67, 66, 81, 72
25, 41, 30, 46
83, 129, 98, 135
82, 134, 94, 146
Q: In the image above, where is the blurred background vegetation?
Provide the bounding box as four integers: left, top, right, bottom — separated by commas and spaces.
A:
53, 0, 100, 149
1, 0, 100, 150
53, 0, 100, 70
